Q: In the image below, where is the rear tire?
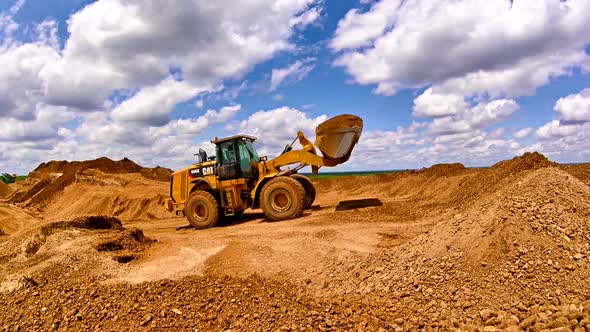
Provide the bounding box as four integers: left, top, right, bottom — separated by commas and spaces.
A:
290, 174, 316, 209
184, 190, 220, 229
260, 177, 306, 221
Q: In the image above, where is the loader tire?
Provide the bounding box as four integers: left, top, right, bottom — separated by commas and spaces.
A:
184, 190, 220, 229
290, 174, 316, 209
260, 177, 306, 221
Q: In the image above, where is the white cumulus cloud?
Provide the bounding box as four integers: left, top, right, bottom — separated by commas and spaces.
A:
270, 58, 316, 92
111, 78, 213, 126
331, 0, 590, 98
428, 99, 518, 135
413, 88, 467, 118
240, 107, 328, 157
513, 127, 532, 140
536, 120, 580, 140
40, 0, 321, 109
330, 0, 400, 51
554, 88, 590, 123
535, 87, 590, 143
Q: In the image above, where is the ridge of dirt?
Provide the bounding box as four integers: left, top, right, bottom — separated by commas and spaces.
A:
491, 151, 559, 173
9, 177, 51, 204
414, 162, 467, 177
8, 158, 171, 221
312, 152, 573, 225
40, 169, 169, 221
10, 157, 171, 208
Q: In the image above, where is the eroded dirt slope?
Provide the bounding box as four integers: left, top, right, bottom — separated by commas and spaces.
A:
7, 157, 171, 221
0, 182, 14, 198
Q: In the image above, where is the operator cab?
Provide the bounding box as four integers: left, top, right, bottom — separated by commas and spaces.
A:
213, 135, 261, 181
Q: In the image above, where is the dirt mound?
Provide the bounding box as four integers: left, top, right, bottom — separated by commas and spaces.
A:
39, 170, 169, 221
423, 151, 563, 212
313, 152, 562, 221
0, 215, 127, 259
13, 216, 123, 258
315, 167, 590, 330
414, 162, 467, 177
34, 157, 142, 174
32, 157, 173, 182
0, 181, 14, 198
10, 157, 171, 208
406, 167, 590, 265
308, 153, 577, 231
9, 158, 171, 221
49, 215, 123, 231
0, 215, 154, 292
96, 228, 155, 252
140, 166, 172, 182
492, 151, 558, 173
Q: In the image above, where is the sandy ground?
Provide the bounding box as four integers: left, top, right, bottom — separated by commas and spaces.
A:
1, 152, 589, 331
118, 194, 433, 286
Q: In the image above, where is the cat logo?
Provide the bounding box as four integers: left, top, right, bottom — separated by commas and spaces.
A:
190, 166, 215, 178
202, 166, 214, 176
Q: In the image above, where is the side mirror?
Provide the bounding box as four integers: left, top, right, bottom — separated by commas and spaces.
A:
259, 156, 268, 162
198, 148, 207, 164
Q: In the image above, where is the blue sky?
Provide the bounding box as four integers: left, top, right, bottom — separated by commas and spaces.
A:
1, 0, 590, 174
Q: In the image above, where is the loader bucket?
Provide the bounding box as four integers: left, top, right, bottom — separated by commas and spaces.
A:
314, 114, 363, 167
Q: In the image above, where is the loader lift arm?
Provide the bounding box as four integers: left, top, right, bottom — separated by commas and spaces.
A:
267, 114, 364, 174
267, 131, 323, 175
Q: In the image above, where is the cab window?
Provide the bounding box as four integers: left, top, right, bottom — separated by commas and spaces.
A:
237, 139, 260, 178
238, 140, 259, 165
216, 142, 236, 165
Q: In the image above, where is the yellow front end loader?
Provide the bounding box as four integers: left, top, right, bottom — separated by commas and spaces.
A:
164, 114, 363, 229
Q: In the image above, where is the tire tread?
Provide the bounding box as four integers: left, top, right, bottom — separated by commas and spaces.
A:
184, 190, 220, 229
260, 176, 306, 221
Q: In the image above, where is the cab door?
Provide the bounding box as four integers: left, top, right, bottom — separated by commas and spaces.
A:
216, 141, 239, 180
237, 139, 260, 180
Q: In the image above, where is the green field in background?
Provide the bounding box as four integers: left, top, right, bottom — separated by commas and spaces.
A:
1, 175, 27, 184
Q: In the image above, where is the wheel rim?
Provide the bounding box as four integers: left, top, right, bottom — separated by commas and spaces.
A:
192, 202, 208, 221
270, 189, 292, 212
